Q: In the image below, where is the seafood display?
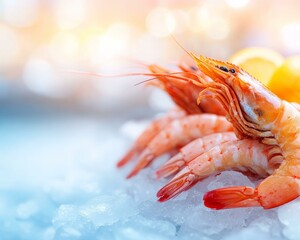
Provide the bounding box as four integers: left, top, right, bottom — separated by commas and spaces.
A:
118, 52, 300, 210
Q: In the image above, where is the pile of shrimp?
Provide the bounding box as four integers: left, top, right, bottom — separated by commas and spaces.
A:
118, 51, 300, 210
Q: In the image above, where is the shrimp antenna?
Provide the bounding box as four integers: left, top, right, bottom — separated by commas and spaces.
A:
170, 35, 194, 60
134, 77, 158, 86
170, 35, 201, 64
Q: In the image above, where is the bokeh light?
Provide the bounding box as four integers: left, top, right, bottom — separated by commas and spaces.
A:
53, 0, 87, 30
50, 32, 79, 64
89, 22, 133, 66
0, 25, 20, 69
0, 0, 299, 107
281, 22, 300, 53
226, 0, 250, 9
207, 17, 230, 40
146, 7, 176, 38
1, 0, 39, 27
172, 10, 189, 34
188, 7, 210, 34
23, 58, 70, 98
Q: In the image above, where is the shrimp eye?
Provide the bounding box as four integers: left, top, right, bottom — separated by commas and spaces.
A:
229, 68, 236, 73
190, 66, 197, 71
220, 66, 229, 72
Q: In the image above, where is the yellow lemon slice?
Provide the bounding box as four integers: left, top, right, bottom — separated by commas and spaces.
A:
228, 47, 284, 86
268, 56, 300, 103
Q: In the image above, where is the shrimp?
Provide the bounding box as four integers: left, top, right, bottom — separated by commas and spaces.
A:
117, 107, 186, 167
189, 54, 300, 209
157, 139, 283, 202
126, 114, 233, 178
156, 132, 237, 179
148, 64, 226, 115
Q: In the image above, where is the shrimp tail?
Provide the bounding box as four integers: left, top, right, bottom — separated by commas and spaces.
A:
117, 147, 137, 168
203, 186, 260, 210
155, 154, 184, 179
204, 175, 300, 209
118, 108, 186, 168
157, 170, 198, 202
157, 159, 215, 201
156, 163, 182, 180
126, 149, 155, 179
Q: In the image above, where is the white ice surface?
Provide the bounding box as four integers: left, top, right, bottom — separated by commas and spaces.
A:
0, 114, 299, 240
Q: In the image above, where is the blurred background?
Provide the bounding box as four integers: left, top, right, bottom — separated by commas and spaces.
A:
1, 0, 300, 114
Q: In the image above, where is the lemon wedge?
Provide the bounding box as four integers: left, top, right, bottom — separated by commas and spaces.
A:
228, 47, 284, 86
268, 56, 300, 103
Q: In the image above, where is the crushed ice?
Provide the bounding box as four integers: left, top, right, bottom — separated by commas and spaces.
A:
1, 115, 300, 240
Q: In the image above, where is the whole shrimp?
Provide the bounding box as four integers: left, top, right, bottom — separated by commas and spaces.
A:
157, 139, 283, 202
159, 54, 300, 209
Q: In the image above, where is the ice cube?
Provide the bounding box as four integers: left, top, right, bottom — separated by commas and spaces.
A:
139, 199, 194, 226
207, 171, 255, 191
247, 211, 282, 239
221, 226, 281, 240
176, 228, 213, 240
16, 200, 39, 220
41, 227, 56, 240
126, 172, 167, 203
52, 204, 95, 239
79, 193, 138, 227
54, 227, 82, 240
114, 215, 176, 240
45, 169, 100, 203
278, 199, 300, 240
120, 120, 150, 140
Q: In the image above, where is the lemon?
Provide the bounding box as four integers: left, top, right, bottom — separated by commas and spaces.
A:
268, 56, 300, 103
228, 47, 284, 86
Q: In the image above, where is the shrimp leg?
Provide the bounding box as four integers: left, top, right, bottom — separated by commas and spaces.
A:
156, 132, 237, 179
126, 114, 233, 178
157, 139, 283, 202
